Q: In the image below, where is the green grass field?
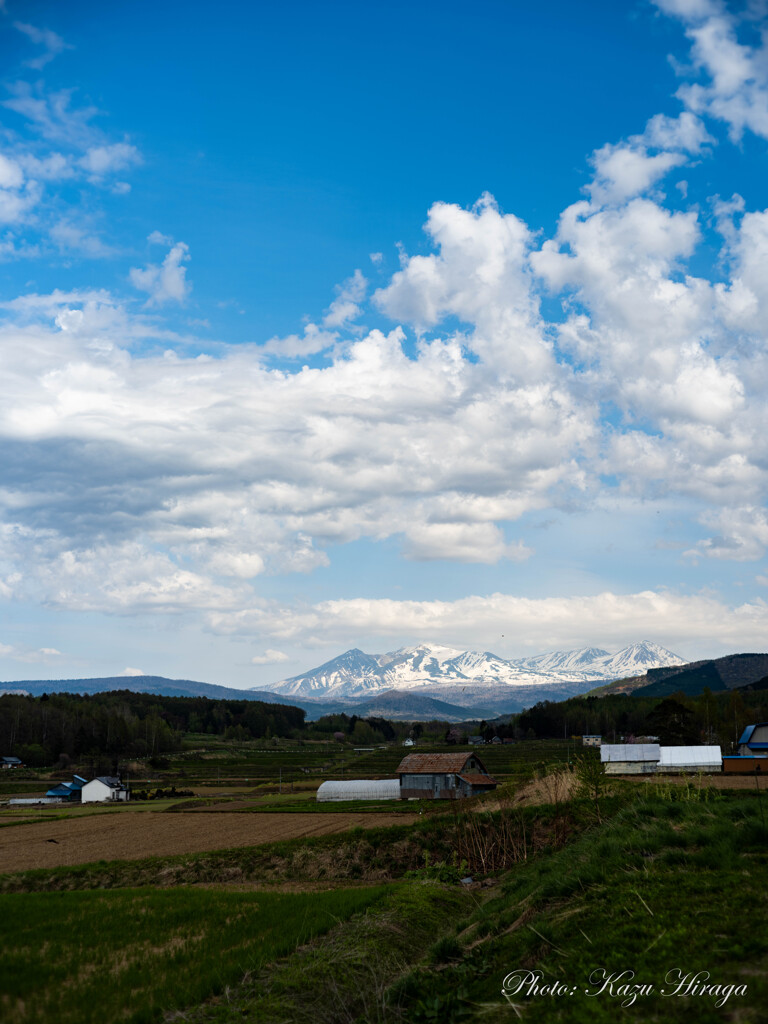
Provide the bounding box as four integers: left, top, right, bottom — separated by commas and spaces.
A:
0, 885, 392, 1024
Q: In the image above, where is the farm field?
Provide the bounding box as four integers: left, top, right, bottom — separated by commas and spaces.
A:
0, 810, 417, 872
0, 884, 395, 1024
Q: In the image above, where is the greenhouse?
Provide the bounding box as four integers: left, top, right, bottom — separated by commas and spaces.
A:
316, 779, 401, 802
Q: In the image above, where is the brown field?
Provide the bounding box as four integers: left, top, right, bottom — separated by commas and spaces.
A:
0, 810, 416, 873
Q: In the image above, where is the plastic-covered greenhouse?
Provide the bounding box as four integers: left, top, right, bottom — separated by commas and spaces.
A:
316, 779, 401, 802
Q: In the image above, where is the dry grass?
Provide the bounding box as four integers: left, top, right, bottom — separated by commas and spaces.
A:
0, 811, 416, 873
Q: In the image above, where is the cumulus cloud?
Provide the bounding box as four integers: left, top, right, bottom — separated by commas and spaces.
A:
2, 0, 768, 647
129, 238, 191, 305
656, 0, 768, 141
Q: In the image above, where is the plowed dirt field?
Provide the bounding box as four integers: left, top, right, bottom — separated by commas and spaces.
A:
0, 811, 416, 872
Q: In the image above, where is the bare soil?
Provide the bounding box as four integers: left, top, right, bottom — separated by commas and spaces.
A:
0, 811, 416, 873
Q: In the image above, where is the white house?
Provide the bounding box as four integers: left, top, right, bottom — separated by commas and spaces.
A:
81, 776, 129, 803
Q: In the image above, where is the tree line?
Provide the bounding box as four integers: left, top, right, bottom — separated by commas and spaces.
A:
513, 687, 768, 749
0, 691, 306, 765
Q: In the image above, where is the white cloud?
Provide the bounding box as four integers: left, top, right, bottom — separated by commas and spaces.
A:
251, 649, 290, 665
3, 83, 99, 148
262, 322, 338, 357
402, 522, 531, 564
207, 589, 768, 654
322, 269, 367, 328
0, 155, 24, 190
129, 239, 191, 305
119, 666, 145, 676
79, 143, 142, 179
14, 22, 72, 70
49, 219, 113, 257
656, 1, 768, 141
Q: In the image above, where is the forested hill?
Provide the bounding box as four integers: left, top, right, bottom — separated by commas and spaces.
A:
0, 690, 306, 765
634, 653, 768, 697
0, 674, 285, 702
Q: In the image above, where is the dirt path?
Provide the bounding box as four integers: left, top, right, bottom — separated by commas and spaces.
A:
0, 811, 416, 873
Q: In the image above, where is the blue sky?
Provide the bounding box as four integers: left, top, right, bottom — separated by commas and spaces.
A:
1, 0, 768, 687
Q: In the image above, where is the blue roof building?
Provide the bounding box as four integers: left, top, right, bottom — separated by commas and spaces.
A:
45, 774, 89, 801
738, 723, 768, 755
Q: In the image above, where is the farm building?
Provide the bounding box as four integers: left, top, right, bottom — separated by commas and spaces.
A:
601, 744, 660, 774
738, 723, 768, 756
582, 735, 601, 747
658, 746, 722, 773
45, 774, 88, 802
396, 752, 498, 799
723, 756, 768, 773
81, 776, 129, 803
1, 756, 22, 768
316, 779, 401, 802
602, 744, 723, 774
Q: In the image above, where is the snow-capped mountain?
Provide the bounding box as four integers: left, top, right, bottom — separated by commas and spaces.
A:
519, 647, 611, 673
261, 640, 686, 701
597, 641, 686, 676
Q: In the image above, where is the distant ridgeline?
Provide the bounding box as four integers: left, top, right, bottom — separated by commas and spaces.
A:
516, 652, 768, 744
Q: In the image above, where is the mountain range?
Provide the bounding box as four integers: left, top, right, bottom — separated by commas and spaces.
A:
0, 641, 687, 722
261, 640, 685, 712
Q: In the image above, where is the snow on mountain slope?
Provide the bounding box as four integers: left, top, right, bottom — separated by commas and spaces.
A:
597, 641, 686, 676
263, 640, 686, 700
519, 647, 611, 673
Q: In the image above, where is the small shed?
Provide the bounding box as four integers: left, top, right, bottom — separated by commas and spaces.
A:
658, 746, 722, 773
1, 756, 22, 769
396, 752, 497, 799
582, 735, 601, 747
600, 744, 660, 775
316, 779, 400, 802
81, 776, 129, 804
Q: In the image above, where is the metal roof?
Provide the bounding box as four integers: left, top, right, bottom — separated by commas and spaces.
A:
658, 745, 722, 766
458, 773, 498, 787
397, 753, 480, 774
739, 725, 757, 745
90, 776, 125, 789
600, 744, 660, 763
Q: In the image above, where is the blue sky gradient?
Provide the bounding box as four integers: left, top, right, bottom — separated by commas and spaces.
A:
1, 0, 768, 686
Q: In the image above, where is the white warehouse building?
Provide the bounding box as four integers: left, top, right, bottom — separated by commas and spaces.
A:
601, 744, 661, 774
600, 744, 722, 775
658, 746, 722, 773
